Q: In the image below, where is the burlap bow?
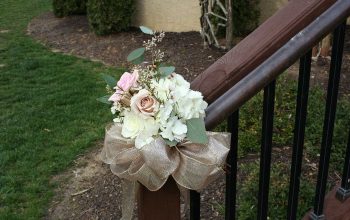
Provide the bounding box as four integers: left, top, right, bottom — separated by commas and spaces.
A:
100, 123, 230, 219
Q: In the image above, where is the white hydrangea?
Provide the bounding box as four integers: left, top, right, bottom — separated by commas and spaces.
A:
169, 74, 190, 100
160, 116, 187, 142
156, 101, 173, 125
176, 90, 208, 120
151, 77, 172, 102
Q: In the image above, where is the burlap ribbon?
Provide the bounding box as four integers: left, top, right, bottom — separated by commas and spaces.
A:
100, 123, 230, 219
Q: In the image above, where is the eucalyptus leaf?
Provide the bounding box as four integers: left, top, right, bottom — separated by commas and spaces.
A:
101, 74, 117, 88
159, 66, 175, 77
131, 54, 145, 65
140, 26, 154, 35
164, 139, 178, 147
96, 95, 111, 105
127, 48, 145, 63
158, 62, 168, 67
186, 118, 208, 144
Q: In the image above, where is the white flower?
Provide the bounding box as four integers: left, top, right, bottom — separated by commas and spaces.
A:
111, 106, 118, 114
121, 110, 159, 149
121, 111, 145, 139
171, 73, 190, 89
160, 116, 187, 142
135, 133, 154, 149
156, 101, 173, 125
130, 89, 159, 118
135, 117, 159, 149
113, 117, 122, 123
151, 78, 172, 101
176, 90, 208, 120
169, 74, 190, 101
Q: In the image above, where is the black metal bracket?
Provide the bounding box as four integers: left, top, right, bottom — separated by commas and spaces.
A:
336, 187, 350, 202
309, 212, 325, 220
223, 163, 231, 174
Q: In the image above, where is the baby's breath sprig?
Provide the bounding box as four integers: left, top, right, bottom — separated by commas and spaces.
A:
142, 31, 166, 65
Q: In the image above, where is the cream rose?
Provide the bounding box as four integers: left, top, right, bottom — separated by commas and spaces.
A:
121, 111, 145, 138
130, 89, 159, 117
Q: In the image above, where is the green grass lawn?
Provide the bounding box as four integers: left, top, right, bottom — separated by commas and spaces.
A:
0, 0, 122, 219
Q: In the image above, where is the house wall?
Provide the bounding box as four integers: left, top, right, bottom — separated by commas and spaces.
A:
132, 0, 201, 32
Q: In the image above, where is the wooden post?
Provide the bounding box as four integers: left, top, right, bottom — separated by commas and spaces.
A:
138, 177, 181, 220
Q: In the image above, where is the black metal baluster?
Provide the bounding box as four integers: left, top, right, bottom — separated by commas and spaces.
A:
287, 50, 312, 220
336, 128, 350, 201
310, 21, 346, 220
257, 80, 276, 220
225, 110, 239, 220
190, 190, 200, 220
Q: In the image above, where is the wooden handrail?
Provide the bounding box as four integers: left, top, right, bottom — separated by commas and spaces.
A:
191, 0, 336, 104
203, 0, 350, 130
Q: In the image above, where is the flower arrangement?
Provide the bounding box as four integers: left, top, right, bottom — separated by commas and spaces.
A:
98, 26, 209, 149
98, 27, 230, 219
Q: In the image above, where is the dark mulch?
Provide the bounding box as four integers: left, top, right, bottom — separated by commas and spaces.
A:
27, 12, 350, 96
27, 12, 225, 82
29, 12, 350, 220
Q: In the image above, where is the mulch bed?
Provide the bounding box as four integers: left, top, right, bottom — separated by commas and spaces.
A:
29, 12, 350, 220
27, 12, 225, 82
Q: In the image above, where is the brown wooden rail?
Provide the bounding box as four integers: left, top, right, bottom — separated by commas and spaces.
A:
191, 0, 336, 104
204, 0, 350, 130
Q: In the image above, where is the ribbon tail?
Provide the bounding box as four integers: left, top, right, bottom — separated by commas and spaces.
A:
121, 179, 137, 220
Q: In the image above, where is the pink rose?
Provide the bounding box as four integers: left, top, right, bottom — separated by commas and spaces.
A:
117, 70, 139, 91
130, 89, 159, 117
108, 88, 123, 102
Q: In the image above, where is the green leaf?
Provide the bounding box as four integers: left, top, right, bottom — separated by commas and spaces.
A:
96, 95, 111, 105
164, 139, 178, 147
101, 74, 117, 88
140, 26, 154, 35
158, 62, 168, 67
127, 48, 145, 63
186, 118, 208, 144
131, 54, 145, 65
159, 66, 175, 77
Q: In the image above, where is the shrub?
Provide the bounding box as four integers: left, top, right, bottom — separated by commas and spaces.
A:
53, 0, 87, 17
86, 0, 134, 35
232, 0, 260, 36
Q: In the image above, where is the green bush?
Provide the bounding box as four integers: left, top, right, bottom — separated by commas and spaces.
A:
233, 0, 260, 36
86, 0, 134, 35
53, 0, 87, 17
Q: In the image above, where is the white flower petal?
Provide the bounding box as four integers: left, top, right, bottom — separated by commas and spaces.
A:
121, 111, 145, 138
